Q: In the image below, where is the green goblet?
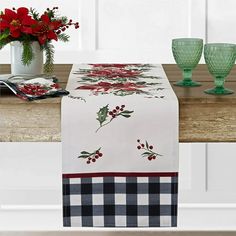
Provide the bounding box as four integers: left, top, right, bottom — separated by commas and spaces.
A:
172, 38, 203, 87
204, 43, 236, 95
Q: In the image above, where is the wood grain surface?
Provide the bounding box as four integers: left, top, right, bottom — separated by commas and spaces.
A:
0, 64, 236, 142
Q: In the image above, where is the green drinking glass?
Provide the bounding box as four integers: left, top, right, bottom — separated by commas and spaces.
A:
204, 43, 236, 95
172, 38, 203, 87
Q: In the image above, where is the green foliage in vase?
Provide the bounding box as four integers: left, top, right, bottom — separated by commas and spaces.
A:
42, 42, 55, 74
21, 41, 34, 66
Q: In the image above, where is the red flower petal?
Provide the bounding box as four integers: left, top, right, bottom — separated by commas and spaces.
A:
22, 15, 37, 26
38, 35, 47, 45
50, 21, 61, 30
77, 85, 97, 90
47, 31, 58, 41
0, 21, 10, 30
21, 26, 33, 34
17, 7, 29, 18
41, 14, 50, 23
4, 8, 17, 20
97, 82, 112, 86
32, 23, 42, 33
10, 24, 19, 32
0, 14, 10, 22
10, 29, 20, 38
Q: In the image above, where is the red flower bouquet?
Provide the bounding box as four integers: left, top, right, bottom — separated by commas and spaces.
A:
0, 7, 79, 72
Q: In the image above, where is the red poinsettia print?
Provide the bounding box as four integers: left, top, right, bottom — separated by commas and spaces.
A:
77, 81, 145, 93
17, 82, 61, 96
90, 64, 140, 68
0, 7, 36, 37
33, 13, 62, 45
18, 84, 48, 96
75, 64, 163, 97
86, 68, 141, 79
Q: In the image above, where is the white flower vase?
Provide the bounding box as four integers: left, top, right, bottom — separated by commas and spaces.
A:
10, 41, 43, 75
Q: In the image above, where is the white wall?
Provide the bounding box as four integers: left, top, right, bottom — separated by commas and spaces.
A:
207, 0, 236, 43
1, 0, 236, 63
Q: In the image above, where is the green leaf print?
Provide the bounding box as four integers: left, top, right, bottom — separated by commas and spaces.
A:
96, 105, 109, 126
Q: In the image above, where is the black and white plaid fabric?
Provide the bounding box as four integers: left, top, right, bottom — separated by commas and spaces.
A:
63, 173, 178, 227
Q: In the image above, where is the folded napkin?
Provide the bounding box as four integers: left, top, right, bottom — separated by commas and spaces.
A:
0, 74, 69, 101
62, 64, 178, 227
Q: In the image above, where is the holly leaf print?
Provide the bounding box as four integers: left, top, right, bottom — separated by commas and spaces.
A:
96, 105, 109, 126
96, 104, 134, 132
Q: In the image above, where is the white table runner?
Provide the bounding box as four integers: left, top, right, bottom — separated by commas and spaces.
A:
62, 64, 179, 227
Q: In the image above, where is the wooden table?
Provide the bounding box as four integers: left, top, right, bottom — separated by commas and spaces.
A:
0, 64, 236, 142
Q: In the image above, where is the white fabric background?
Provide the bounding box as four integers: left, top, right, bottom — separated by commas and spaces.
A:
62, 64, 178, 174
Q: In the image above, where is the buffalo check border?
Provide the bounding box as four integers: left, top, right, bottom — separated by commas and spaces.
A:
63, 172, 178, 227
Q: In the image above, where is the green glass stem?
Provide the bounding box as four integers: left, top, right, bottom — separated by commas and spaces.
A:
174, 69, 201, 87
210, 76, 227, 94
214, 76, 225, 89
183, 69, 192, 82
204, 76, 234, 95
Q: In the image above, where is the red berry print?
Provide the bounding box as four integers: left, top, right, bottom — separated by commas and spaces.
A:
136, 139, 162, 161
96, 104, 134, 132
78, 148, 103, 164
